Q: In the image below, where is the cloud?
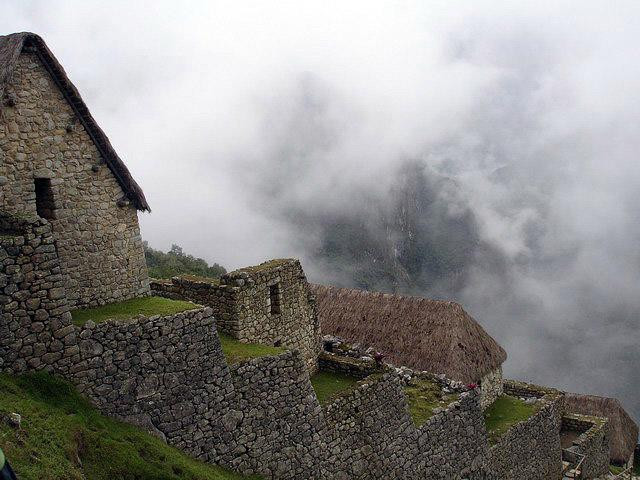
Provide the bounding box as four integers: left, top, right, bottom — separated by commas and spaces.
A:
3, 0, 640, 424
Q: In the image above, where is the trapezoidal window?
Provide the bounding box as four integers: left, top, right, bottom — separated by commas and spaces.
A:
34, 178, 56, 220
269, 283, 281, 315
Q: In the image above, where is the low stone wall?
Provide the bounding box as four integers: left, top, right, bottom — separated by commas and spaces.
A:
318, 351, 383, 379
0, 214, 78, 374
479, 380, 564, 480
479, 367, 503, 410
561, 413, 610, 479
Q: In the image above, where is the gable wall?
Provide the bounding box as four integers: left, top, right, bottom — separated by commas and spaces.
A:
0, 50, 149, 308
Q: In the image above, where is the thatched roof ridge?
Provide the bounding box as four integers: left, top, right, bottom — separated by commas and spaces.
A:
311, 284, 507, 383
565, 392, 639, 464
0, 32, 149, 211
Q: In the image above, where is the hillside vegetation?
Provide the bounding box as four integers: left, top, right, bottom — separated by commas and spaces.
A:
0, 372, 260, 480
144, 242, 226, 280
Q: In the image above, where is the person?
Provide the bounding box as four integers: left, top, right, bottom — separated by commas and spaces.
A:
0, 447, 18, 480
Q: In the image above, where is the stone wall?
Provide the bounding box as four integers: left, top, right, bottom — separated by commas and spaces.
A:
479, 380, 564, 480
561, 413, 610, 479
0, 213, 78, 374
414, 386, 488, 478
318, 351, 383, 379
220, 350, 327, 479
151, 259, 322, 371
0, 50, 149, 308
479, 366, 503, 410
67, 307, 239, 462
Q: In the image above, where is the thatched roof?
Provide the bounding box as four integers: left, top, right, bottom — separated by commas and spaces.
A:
565, 393, 639, 464
311, 284, 507, 383
0, 32, 149, 211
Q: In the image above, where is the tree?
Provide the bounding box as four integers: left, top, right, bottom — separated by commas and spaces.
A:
143, 242, 227, 279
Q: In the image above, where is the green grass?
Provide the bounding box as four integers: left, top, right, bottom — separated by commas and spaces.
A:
404, 379, 459, 426
71, 297, 200, 326
310, 371, 359, 404
218, 334, 286, 365
484, 395, 538, 444
0, 372, 261, 480
609, 464, 624, 475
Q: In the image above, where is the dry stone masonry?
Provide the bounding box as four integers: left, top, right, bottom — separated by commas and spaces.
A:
151, 259, 322, 372
0, 46, 149, 308
1, 31, 627, 480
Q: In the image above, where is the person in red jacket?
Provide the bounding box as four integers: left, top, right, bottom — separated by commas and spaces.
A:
0, 447, 18, 480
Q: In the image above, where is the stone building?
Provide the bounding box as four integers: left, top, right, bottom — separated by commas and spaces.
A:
312, 284, 507, 408
151, 259, 323, 371
0, 32, 150, 308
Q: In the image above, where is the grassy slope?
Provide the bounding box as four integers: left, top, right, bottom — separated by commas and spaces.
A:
71, 297, 200, 326
310, 371, 359, 404
484, 395, 538, 444
218, 334, 286, 365
404, 379, 459, 426
0, 373, 260, 480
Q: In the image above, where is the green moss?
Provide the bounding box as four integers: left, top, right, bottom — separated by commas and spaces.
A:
71, 297, 200, 326
236, 259, 291, 274
0, 372, 261, 480
610, 465, 624, 475
404, 379, 459, 426
310, 371, 359, 404
484, 395, 539, 444
178, 275, 220, 285
218, 334, 286, 365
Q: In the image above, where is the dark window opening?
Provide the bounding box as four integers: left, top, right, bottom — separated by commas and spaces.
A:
34, 178, 56, 220
269, 283, 281, 315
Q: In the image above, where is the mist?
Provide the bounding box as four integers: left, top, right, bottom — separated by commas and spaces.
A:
3, 1, 640, 424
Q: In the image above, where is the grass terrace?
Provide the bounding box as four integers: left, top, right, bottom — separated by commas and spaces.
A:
218, 334, 286, 365
404, 378, 459, 427
310, 371, 359, 404
484, 395, 539, 444
71, 296, 200, 326
0, 372, 261, 480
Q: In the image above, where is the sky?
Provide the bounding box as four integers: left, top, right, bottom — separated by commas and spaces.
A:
3, 1, 640, 424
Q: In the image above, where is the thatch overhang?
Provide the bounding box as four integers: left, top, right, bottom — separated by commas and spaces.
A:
565, 392, 639, 464
311, 284, 507, 384
0, 32, 150, 211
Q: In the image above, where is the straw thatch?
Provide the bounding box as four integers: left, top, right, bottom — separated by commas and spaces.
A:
311, 284, 507, 383
565, 392, 639, 464
0, 32, 149, 211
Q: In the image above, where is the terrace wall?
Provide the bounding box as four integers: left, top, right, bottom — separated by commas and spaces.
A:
67, 307, 239, 462
478, 380, 564, 480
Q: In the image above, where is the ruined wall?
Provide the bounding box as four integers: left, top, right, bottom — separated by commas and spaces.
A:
151, 259, 322, 371
561, 414, 610, 479
0, 213, 78, 374
479, 381, 564, 480
318, 351, 383, 379
0, 50, 149, 308
479, 366, 503, 410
